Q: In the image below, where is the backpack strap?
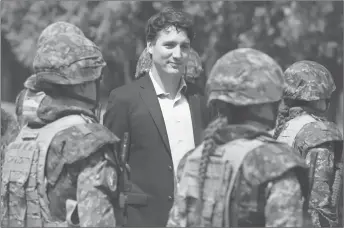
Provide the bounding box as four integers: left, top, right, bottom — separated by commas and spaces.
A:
179, 137, 265, 227
34, 115, 88, 223
221, 137, 265, 227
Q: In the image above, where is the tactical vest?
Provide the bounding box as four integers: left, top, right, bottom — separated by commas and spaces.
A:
277, 114, 316, 148
1, 115, 88, 227
175, 136, 266, 227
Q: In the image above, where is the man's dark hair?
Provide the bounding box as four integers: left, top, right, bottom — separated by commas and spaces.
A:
145, 7, 194, 43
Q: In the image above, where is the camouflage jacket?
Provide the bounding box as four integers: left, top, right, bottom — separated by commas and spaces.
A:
275, 107, 343, 227
167, 124, 309, 227
1, 91, 121, 227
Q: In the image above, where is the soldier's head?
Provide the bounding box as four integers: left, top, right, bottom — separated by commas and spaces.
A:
135, 47, 151, 79
26, 33, 106, 120
283, 60, 335, 113
206, 48, 284, 129
145, 7, 194, 79
37, 21, 85, 48
185, 48, 203, 84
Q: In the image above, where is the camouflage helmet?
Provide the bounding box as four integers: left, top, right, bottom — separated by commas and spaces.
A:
185, 48, 203, 83
32, 33, 106, 86
283, 60, 336, 101
135, 47, 151, 79
207, 48, 284, 106
37, 21, 85, 48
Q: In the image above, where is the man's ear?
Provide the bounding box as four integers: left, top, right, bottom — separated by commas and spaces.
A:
147, 42, 153, 55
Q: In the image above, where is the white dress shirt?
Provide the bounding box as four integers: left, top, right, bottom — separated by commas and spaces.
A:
149, 71, 195, 173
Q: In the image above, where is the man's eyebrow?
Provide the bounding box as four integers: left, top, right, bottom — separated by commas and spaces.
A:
162, 40, 190, 44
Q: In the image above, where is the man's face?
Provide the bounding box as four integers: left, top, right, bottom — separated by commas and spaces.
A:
148, 26, 190, 76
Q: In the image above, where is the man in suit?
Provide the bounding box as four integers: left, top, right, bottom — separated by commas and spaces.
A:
103, 7, 211, 226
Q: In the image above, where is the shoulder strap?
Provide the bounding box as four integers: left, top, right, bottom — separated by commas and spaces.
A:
277, 114, 316, 147
221, 138, 265, 227
26, 115, 87, 221
21, 91, 46, 125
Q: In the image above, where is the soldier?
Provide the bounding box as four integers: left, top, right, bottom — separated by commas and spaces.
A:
167, 48, 310, 227
273, 60, 343, 227
1, 31, 122, 226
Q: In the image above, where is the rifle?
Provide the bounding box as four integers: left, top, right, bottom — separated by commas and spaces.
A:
118, 132, 131, 225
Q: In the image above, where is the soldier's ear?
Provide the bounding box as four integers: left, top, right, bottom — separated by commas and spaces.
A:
147, 42, 153, 55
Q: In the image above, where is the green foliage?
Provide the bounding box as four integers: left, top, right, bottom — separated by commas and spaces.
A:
1, 0, 343, 92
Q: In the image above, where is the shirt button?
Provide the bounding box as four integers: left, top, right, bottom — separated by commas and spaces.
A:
168, 165, 173, 171
168, 195, 174, 201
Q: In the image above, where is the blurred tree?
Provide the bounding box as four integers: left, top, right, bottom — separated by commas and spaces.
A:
1, 0, 342, 123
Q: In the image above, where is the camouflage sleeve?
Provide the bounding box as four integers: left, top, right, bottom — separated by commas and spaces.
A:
166, 193, 188, 227
76, 149, 118, 227
305, 144, 337, 227
176, 149, 194, 183
167, 150, 192, 227
265, 170, 304, 227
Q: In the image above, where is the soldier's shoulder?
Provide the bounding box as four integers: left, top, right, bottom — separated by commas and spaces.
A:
242, 137, 308, 184
67, 122, 119, 141
45, 122, 119, 186
53, 122, 119, 161
295, 120, 343, 150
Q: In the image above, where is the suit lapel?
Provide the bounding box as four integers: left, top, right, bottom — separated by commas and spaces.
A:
138, 75, 171, 154
187, 93, 202, 146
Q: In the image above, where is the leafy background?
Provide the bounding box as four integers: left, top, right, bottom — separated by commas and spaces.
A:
1, 0, 343, 130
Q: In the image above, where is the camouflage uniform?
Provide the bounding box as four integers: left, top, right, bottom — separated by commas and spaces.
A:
134, 47, 203, 84
167, 48, 310, 227
1, 29, 122, 227
274, 60, 343, 227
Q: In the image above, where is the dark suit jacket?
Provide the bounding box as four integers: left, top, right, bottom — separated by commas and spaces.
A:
103, 73, 211, 226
